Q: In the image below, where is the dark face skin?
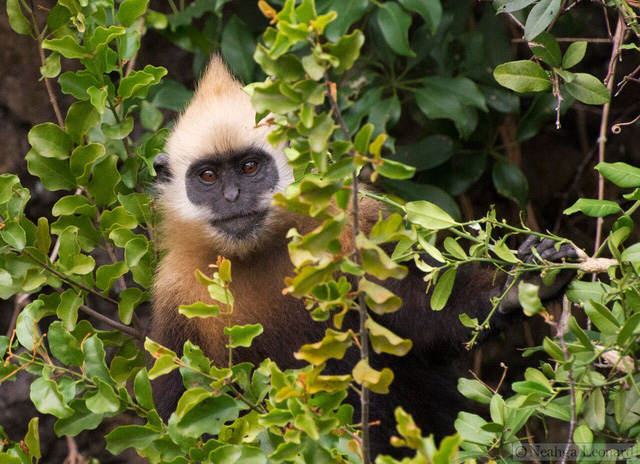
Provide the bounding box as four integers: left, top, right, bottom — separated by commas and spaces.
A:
184, 148, 279, 239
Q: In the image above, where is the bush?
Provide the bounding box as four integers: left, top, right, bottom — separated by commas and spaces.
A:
1, 0, 640, 462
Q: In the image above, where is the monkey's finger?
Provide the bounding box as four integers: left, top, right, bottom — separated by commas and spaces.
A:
535, 238, 556, 255
541, 244, 580, 262
517, 235, 540, 261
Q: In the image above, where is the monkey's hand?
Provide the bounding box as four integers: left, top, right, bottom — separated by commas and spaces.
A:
499, 236, 581, 312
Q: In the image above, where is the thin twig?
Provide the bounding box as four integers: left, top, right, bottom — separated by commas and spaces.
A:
27, 9, 65, 128
63, 435, 87, 464
614, 63, 640, 96
20, 248, 119, 306
594, 14, 625, 254
325, 71, 371, 464
547, 0, 569, 32
557, 297, 576, 464
5, 294, 30, 337
512, 37, 614, 43
506, 12, 525, 33
79, 304, 140, 338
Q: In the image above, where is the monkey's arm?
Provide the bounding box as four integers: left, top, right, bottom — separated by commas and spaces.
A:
378, 237, 579, 360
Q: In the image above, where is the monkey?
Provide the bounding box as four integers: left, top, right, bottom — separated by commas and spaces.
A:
149, 57, 579, 457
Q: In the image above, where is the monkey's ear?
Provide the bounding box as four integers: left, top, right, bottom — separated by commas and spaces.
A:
153, 153, 171, 182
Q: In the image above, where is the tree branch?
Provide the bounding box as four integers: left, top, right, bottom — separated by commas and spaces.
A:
594, 14, 625, 254
324, 72, 371, 464
21, 248, 119, 306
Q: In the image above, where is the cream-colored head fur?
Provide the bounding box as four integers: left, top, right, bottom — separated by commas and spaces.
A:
158, 56, 295, 255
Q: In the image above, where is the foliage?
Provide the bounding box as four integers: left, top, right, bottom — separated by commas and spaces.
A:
1, 0, 640, 463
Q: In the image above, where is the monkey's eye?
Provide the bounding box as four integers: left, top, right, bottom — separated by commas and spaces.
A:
200, 169, 217, 183
242, 161, 259, 175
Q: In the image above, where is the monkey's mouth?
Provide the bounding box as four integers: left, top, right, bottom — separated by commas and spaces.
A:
209, 210, 268, 238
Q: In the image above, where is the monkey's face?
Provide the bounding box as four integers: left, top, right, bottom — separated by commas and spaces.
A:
155, 58, 294, 256
184, 147, 279, 240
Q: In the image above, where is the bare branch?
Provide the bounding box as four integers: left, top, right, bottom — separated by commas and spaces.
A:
594, 14, 625, 254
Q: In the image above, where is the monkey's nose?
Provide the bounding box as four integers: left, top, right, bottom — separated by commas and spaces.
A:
222, 183, 240, 202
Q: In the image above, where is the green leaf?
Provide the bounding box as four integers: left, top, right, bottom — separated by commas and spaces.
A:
86, 378, 120, 414
255, 44, 305, 82
118, 287, 149, 325
140, 100, 163, 131
458, 378, 493, 404
405, 200, 457, 229
376, 2, 415, 57
398, 0, 442, 34
88, 25, 126, 51
0, 174, 20, 203
1, 221, 26, 250
118, 65, 167, 100
595, 162, 640, 188
134, 369, 154, 410
36, 217, 51, 254
96, 261, 128, 293
53, 399, 104, 436
492, 158, 529, 209
294, 329, 353, 365
388, 135, 455, 172
224, 324, 264, 348
25, 417, 41, 460
116, 0, 149, 27
574, 425, 593, 452
57, 289, 82, 330
529, 31, 561, 68
52, 195, 98, 219
176, 394, 239, 438
28, 123, 73, 160
70, 144, 107, 186
563, 41, 587, 69
375, 158, 416, 180
83, 335, 112, 383
584, 300, 620, 335
58, 70, 102, 100
359, 277, 403, 314
251, 80, 299, 114
179, 301, 220, 318
430, 267, 456, 310
415, 76, 486, 135
87, 86, 108, 114
7, 0, 32, 35
48, 321, 84, 366
30, 377, 73, 418
366, 318, 412, 356
494, 60, 552, 93
325, 30, 365, 74
65, 100, 100, 143
543, 336, 565, 361
494, 0, 536, 13
102, 116, 134, 140
88, 155, 121, 206
148, 354, 178, 379
518, 282, 544, 316
563, 198, 622, 217
357, 235, 408, 280
565, 73, 610, 105
352, 359, 394, 393
584, 389, 605, 432
324, 0, 368, 42
524, 0, 560, 41
26, 150, 76, 191
105, 425, 159, 455
221, 15, 257, 84
40, 51, 62, 79
308, 113, 334, 154
42, 36, 86, 59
